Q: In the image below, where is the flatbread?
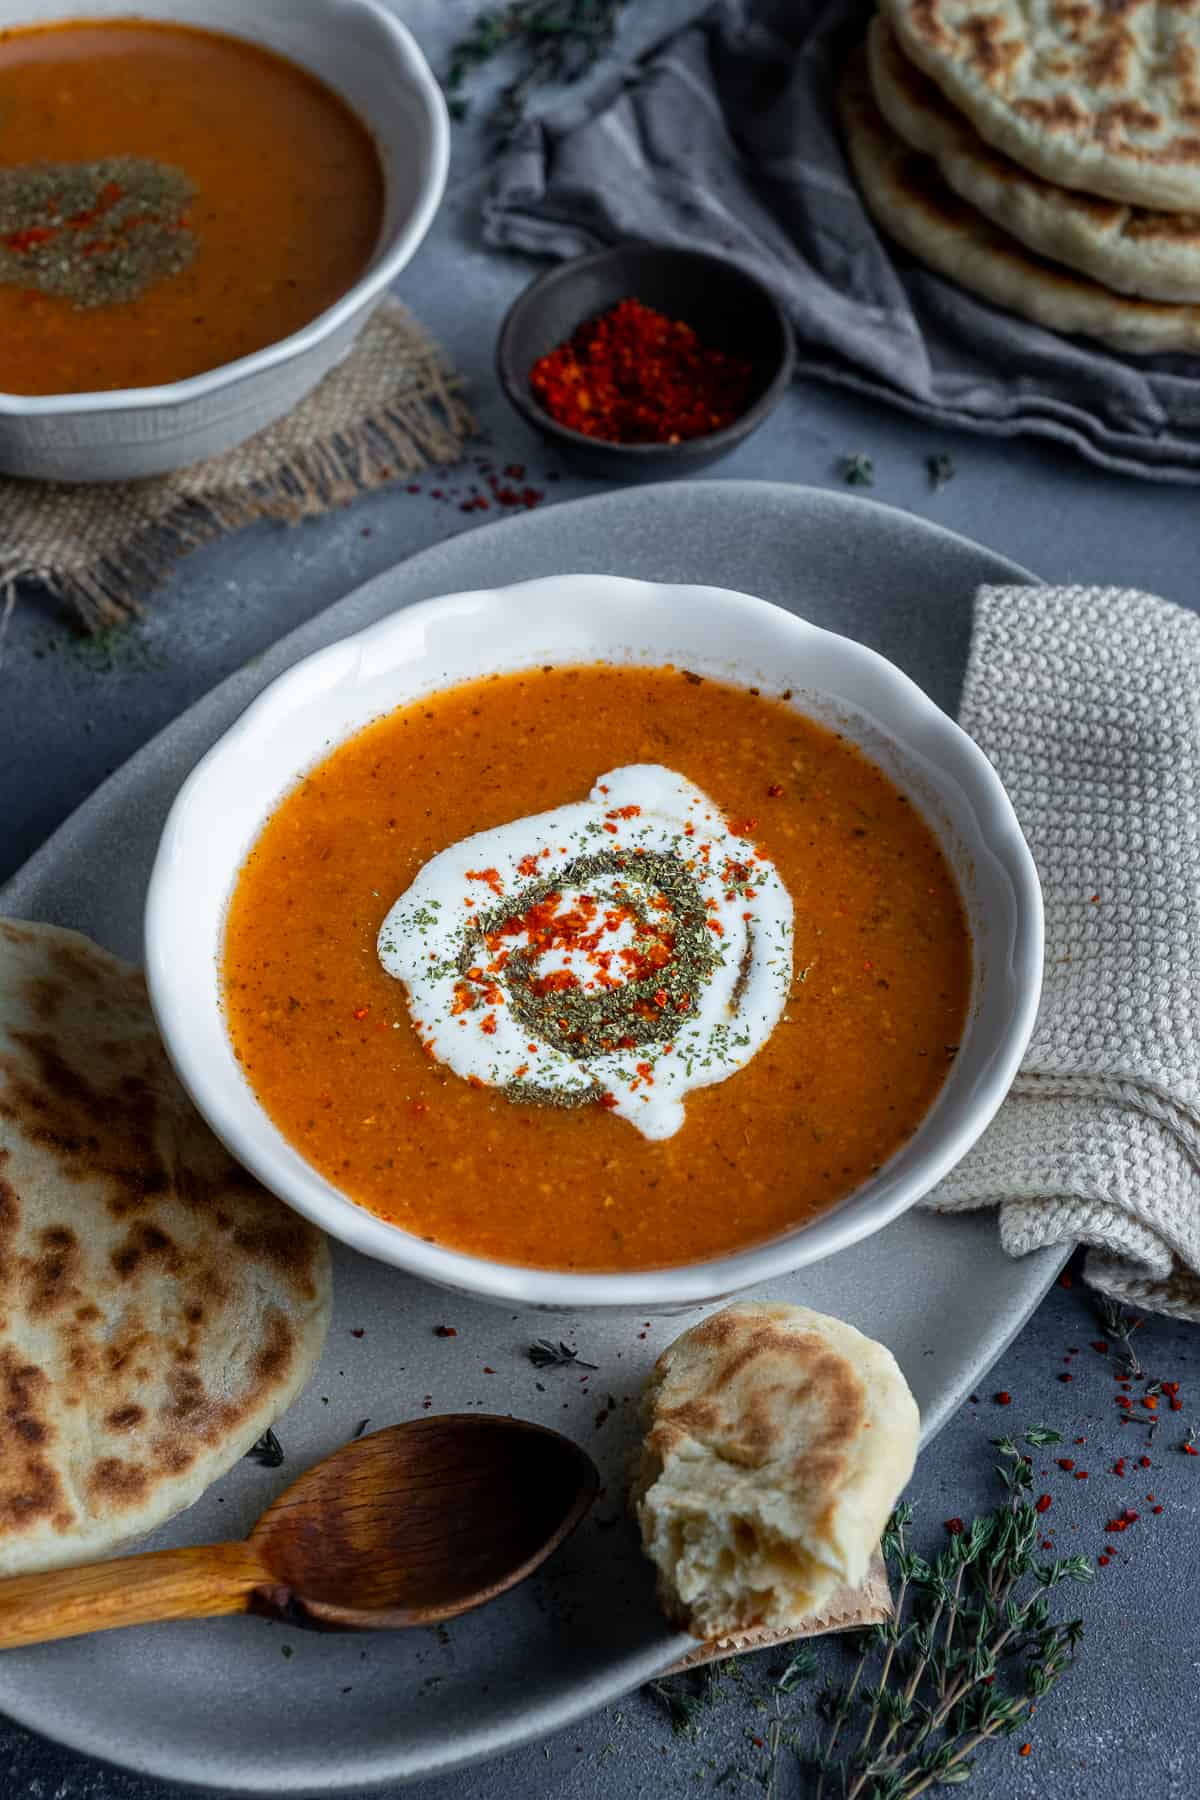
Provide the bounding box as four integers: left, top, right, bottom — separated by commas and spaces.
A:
631, 1301, 918, 1640
870, 17, 1200, 302
841, 48, 1200, 356
0, 920, 331, 1574
881, 0, 1200, 212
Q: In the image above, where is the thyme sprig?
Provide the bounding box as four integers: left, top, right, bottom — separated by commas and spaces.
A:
1097, 1295, 1144, 1379
445, 0, 630, 134
800, 1442, 1090, 1799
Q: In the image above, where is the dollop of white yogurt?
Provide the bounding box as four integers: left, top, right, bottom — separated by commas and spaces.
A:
377, 765, 793, 1140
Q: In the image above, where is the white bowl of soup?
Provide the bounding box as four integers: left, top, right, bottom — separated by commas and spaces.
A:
145, 574, 1043, 1310
0, 0, 447, 480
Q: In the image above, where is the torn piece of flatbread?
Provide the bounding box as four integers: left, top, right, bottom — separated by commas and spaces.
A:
632, 1301, 917, 1640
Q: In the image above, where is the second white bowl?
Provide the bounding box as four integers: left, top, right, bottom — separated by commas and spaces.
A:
0, 0, 448, 481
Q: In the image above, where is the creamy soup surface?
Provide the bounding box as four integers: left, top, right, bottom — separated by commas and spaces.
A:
223, 664, 972, 1272
0, 18, 383, 393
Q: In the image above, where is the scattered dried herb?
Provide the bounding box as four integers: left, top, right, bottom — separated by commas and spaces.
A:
445, 0, 631, 135
1023, 1425, 1063, 1447
926, 452, 956, 491
1097, 1296, 1143, 1379
528, 1337, 598, 1369
245, 1428, 285, 1468
841, 452, 874, 487
0, 157, 195, 307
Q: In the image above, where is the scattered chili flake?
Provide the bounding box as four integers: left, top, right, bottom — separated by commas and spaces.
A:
1171, 1398, 1184, 1410
1019, 1744, 1032, 1757
1057, 1458, 1075, 1471
350, 1328, 365, 1340
1139, 1455, 1152, 1468
482, 1366, 496, 1374
433, 1325, 458, 1338
766, 782, 784, 798
529, 297, 754, 445
994, 1391, 1012, 1406
1035, 1494, 1052, 1514
352, 1005, 369, 1020
1113, 1458, 1126, 1475
1090, 1340, 1109, 1354
1098, 1554, 1110, 1566
1058, 1372, 1073, 1383
1074, 1471, 1089, 1480
1153, 1505, 1164, 1514
943, 1517, 964, 1535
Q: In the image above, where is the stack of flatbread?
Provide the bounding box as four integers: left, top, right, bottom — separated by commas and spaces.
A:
839, 0, 1200, 353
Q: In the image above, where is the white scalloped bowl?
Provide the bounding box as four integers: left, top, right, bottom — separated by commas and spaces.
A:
145, 574, 1043, 1310
0, 0, 447, 481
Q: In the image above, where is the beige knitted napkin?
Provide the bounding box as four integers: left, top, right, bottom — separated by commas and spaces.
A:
927, 585, 1200, 1321
0, 298, 472, 633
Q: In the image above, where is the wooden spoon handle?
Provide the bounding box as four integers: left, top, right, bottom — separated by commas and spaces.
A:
0, 1541, 270, 1649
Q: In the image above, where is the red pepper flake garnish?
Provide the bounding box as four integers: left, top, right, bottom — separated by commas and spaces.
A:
597, 1092, 619, 1110
1057, 1458, 1075, 1471
994, 1391, 1012, 1406
1171, 1398, 1184, 1410
1153, 1505, 1164, 1513
528, 297, 754, 445
350, 1328, 365, 1339
1143, 1395, 1158, 1409
728, 817, 758, 837
466, 867, 504, 895
766, 783, 784, 798
482, 1366, 496, 1374
1058, 1372, 1073, 1382
1113, 1458, 1126, 1475
352, 1005, 369, 1020
434, 1325, 457, 1337
1090, 1340, 1109, 1354
1139, 1455, 1152, 1468
1098, 1554, 1110, 1565
1019, 1744, 1032, 1757
1116, 1396, 1132, 1409
1035, 1494, 1052, 1514
943, 1517, 964, 1535
1074, 1471, 1089, 1480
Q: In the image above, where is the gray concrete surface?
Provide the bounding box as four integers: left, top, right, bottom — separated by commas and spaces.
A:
2, 3, 1198, 1795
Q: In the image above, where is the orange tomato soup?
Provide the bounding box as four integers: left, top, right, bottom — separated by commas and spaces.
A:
223, 666, 971, 1271
0, 19, 383, 393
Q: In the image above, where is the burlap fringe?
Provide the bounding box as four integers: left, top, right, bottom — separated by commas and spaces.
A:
0, 380, 475, 635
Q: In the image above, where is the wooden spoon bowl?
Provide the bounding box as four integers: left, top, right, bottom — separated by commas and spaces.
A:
0, 1415, 599, 1649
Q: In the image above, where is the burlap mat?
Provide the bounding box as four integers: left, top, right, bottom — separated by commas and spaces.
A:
663, 1553, 891, 1674
0, 299, 473, 634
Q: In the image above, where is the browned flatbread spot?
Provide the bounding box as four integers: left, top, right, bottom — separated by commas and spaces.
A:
0, 920, 331, 1574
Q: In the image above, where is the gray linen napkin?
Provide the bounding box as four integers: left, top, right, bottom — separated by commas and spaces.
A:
485, 0, 1200, 483
926, 586, 1200, 1320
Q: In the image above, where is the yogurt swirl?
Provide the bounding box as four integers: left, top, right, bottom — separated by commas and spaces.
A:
378, 765, 793, 1140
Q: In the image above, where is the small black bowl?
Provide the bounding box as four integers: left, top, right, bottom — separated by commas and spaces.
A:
496, 243, 795, 480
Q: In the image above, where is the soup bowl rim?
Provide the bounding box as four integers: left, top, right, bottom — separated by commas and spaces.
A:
144, 572, 1044, 1309
0, 0, 448, 417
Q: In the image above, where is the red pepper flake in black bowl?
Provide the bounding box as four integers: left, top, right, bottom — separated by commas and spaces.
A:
496, 243, 794, 480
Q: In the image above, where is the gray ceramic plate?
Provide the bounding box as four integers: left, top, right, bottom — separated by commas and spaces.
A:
0, 482, 1064, 1795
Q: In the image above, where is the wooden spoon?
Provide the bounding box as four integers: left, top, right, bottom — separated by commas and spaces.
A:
0, 1414, 599, 1650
